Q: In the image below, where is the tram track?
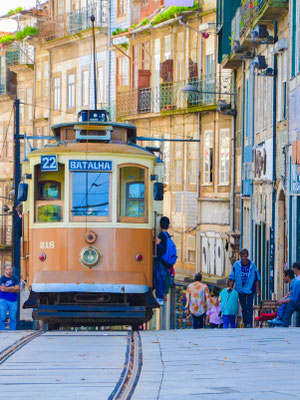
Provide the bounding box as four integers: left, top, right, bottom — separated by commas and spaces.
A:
0, 330, 44, 365
109, 331, 143, 400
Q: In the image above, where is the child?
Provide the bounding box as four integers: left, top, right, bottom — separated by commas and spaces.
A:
219, 279, 239, 329
206, 297, 221, 328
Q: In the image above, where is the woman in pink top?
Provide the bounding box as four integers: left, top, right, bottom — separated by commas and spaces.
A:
206, 298, 221, 328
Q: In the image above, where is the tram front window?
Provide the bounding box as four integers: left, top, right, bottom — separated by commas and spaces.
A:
72, 172, 110, 218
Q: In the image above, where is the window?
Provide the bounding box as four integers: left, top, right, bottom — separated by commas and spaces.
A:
174, 142, 183, 184
36, 63, 42, 97
117, 57, 126, 87
164, 35, 171, 60
117, 0, 126, 17
219, 128, 230, 185
142, 42, 150, 70
19, 89, 24, 121
54, 77, 61, 110
132, 45, 139, 89
118, 165, 147, 222
68, 73, 75, 108
97, 66, 105, 105
203, 130, 213, 184
44, 61, 49, 96
26, 88, 33, 121
38, 181, 60, 199
35, 164, 64, 223
188, 142, 198, 185
72, 172, 110, 219
82, 70, 89, 106
187, 234, 196, 264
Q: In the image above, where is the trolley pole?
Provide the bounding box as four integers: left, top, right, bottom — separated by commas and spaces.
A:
13, 98, 22, 329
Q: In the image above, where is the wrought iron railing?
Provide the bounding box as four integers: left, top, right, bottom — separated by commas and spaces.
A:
240, 0, 288, 34
40, 0, 108, 41
117, 73, 232, 118
6, 43, 34, 66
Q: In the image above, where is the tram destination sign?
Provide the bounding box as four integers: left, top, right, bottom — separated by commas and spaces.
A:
69, 160, 112, 172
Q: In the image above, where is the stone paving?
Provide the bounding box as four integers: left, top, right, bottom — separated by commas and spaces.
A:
0, 331, 128, 400
1, 328, 300, 399
133, 328, 300, 400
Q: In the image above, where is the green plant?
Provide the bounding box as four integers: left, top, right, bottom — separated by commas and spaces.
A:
15, 26, 39, 41
7, 6, 23, 15
112, 27, 128, 36
0, 35, 15, 44
152, 2, 202, 26
119, 42, 129, 51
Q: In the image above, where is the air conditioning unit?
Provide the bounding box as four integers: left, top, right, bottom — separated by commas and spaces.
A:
250, 24, 269, 40
217, 100, 236, 116
273, 38, 288, 54
252, 55, 268, 69
232, 40, 246, 54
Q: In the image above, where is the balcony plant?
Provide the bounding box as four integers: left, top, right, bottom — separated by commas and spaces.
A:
0, 35, 15, 45
15, 26, 38, 41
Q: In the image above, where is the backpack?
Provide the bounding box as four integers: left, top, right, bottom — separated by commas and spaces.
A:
160, 232, 178, 266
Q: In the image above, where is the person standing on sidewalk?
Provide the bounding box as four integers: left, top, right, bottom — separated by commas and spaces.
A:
0, 265, 20, 330
185, 273, 213, 329
219, 279, 239, 329
154, 216, 177, 306
228, 249, 261, 328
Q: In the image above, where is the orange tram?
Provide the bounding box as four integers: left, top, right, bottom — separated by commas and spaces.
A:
20, 110, 163, 329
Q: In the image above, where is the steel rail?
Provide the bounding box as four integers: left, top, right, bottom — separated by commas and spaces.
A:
108, 331, 143, 400
0, 330, 43, 365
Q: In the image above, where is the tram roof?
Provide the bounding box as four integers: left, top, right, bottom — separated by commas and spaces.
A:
27, 142, 156, 159
51, 121, 137, 139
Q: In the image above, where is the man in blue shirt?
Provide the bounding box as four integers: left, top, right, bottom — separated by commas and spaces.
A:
228, 248, 261, 328
269, 269, 300, 327
0, 265, 20, 330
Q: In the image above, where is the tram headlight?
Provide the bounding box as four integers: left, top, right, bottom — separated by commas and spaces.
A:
79, 246, 102, 268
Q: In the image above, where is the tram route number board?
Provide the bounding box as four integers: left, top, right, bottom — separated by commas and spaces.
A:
41, 155, 58, 172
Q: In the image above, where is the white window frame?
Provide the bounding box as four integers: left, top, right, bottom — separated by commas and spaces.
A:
68, 73, 76, 109
97, 66, 105, 105
203, 130, 213, 184
54, 77, 61, 111
219, 128, 230, 185
82, 70, 89, 106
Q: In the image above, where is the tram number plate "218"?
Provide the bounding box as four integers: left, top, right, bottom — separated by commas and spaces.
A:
40, 241, 55, 249
41, 155, 58, 171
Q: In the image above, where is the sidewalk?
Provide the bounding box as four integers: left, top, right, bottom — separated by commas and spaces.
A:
133, 328, 300, 400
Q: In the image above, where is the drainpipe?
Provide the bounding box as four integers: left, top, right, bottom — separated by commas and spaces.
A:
270, 21, 278, 298
240, 60, 246, 248
47, 50, 52, 135
250, 62, 255, 260
230, 70, 236, 232
196, 112, 201, 273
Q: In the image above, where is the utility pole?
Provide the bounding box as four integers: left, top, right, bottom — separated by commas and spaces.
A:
91, 15, 97, 110
270, 21, 278, 298
13, 98, 21, 329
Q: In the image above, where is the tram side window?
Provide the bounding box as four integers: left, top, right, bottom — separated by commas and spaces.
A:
71, 172, 110, 220
119, 166, 147, 222
35, 164, 64, 223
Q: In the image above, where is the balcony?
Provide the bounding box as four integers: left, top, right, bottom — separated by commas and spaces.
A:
117, 73, 232, 119
40, 0, 108, 42
6, 43, 34, 66
240, 0, 288, 36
